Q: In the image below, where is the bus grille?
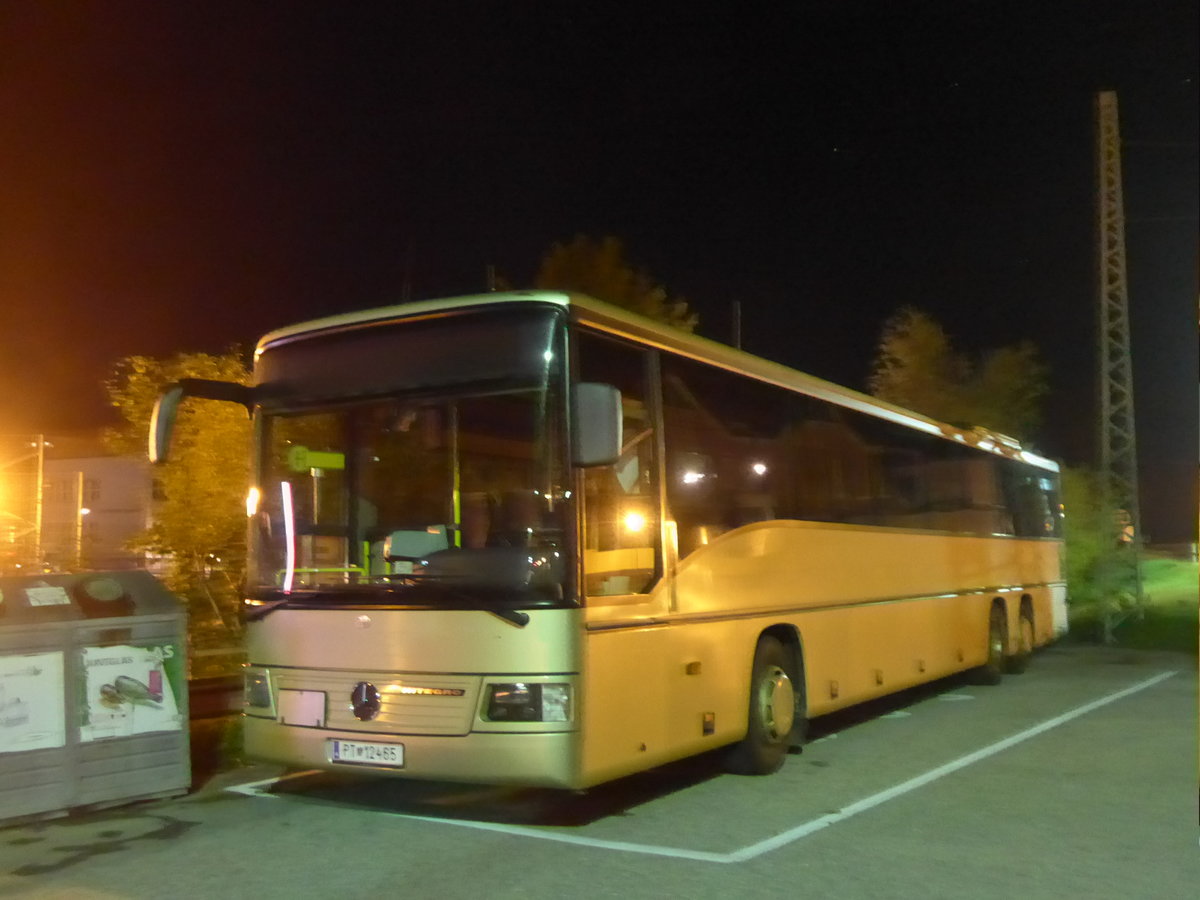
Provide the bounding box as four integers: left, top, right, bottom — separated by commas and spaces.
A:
273, 670, 482, 736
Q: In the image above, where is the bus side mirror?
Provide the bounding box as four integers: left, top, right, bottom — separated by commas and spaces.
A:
149, 378, 253, 464
149, 384, 185, 464
572, 382, 622, 467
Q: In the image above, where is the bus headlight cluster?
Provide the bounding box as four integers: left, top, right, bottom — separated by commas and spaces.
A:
244, 667, 274, 716
483, 683, 571, 723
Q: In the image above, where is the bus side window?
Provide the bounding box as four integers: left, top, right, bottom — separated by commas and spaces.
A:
576, 331, 662, 597
661, 357, 788, 559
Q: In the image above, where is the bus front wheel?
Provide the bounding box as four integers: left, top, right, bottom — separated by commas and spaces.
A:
725, 636, 798, 776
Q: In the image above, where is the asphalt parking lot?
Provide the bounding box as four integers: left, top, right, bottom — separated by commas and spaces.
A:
2, 643, 1196, 900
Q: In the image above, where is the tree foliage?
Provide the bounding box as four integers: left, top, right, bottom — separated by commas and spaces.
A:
869, 307, 1048, 441
533, 235, 699, 332
1060, 468, 1110, 602
105, 351, 251, 635
1060, 465, 1139, 632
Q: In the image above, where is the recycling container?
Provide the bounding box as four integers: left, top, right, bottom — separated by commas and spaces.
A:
0, 571, 189, 824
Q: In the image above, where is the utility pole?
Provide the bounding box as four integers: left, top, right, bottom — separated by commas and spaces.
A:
401, 240, 415, 303
74, 470, 86, 570
1094, 90, 1144, 641
0, 434, 46, 572
33, 435, 44, 566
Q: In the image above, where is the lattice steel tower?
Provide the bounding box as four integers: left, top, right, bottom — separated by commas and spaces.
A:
1094, 91, 1143, 617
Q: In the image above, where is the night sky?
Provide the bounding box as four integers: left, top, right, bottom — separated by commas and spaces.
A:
1, 2, 1196, 540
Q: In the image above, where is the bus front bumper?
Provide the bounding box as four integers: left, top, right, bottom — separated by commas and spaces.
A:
243, 716, 580, 789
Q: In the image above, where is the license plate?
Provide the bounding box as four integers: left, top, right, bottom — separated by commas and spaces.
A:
329, 739, 405, 767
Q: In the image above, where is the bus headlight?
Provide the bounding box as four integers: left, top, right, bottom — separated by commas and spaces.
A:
244, 667, 274, 716
483, 683, 571, 723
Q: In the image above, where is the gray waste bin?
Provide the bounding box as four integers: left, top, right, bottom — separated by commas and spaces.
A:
0, 571, 190, 825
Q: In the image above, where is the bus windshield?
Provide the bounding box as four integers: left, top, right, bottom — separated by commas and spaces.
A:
248, 384, 571, 611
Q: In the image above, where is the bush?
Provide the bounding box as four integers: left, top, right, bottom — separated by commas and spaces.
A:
1068, 553, 1198, 654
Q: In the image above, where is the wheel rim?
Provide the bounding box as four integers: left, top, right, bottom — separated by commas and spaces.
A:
756, 665, 795, 742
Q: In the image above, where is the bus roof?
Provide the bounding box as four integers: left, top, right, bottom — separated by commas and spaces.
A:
255, 290, 1058, 473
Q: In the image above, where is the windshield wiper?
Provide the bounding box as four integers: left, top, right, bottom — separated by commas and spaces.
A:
244, 597, 296, 622
243, 584, 534, 627
405, 580, 531, 628
491, 608, 530, 628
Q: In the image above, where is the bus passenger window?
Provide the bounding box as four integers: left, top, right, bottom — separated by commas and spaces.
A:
661, 357, 791, 559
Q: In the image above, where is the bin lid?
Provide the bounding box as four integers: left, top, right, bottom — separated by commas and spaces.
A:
0, 571, 182, 623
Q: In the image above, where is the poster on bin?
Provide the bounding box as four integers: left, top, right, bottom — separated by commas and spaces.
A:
79, 643, 185, 742
0, 651, 66, 753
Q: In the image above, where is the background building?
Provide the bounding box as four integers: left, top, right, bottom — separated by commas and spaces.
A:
0, 433, 155, 573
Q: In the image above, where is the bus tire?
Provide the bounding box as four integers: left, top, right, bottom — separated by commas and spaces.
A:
725, 636, 798, 776
1006, 608, 1035, 674
971, 605, 1006, 685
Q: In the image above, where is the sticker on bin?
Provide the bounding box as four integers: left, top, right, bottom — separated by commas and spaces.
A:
25, 586, 71, 607
329, 739, 405, 767
78, 644, 183, 742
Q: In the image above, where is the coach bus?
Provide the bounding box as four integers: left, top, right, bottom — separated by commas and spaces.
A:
150, 290, 1066, 788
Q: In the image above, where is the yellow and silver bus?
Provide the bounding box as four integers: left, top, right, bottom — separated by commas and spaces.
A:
150, 291, 1066, 788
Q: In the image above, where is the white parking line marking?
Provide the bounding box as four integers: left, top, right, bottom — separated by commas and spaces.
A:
726, 669, 1177, 863
225, 670, 1177, 863
227, 770, 320, 798
392, 815, 733, 863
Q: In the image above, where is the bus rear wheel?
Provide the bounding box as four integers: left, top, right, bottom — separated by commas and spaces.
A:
1006, 609, 1035, 674
725, 636, 798, 775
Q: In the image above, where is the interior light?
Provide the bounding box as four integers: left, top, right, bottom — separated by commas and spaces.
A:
623, 511, 646, 532
281, 481, 296, 593
682, 471, 704, 485
246, 486, 261, 517
751, 462, 768, 476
